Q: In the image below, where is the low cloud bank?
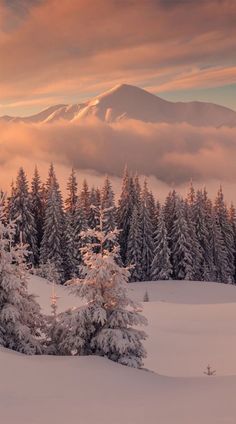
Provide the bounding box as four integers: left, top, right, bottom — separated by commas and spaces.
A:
0, 117, 236, 200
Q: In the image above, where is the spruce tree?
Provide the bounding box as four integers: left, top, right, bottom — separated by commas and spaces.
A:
229, 203, 236, 282
193, 190, 213, 281
72, 197, 88, 276
65, 168, 78, 215
0, 208, 43, 354
164, 190, 177, 256
40, 164, 65, 282
31, 166, 44, 262
55, 217, 147, 367
8, 167, 38, 265
101, 176, 116, 235
211, 210, 229, 283
127, 205, 142, 281
170, 197, 194, 280
214, 187, 235, 283
185, 185, 202, 281
79, 179, 90, 223
151, 209, 172, 281
140, 180, 154, 281
88, 187, 100, 230
117, 167, 136, 264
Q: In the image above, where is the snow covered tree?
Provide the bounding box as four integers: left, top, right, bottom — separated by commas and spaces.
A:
8, 167, 38, 265
79, 179, 90, 223
40, 164, 65, 282
68, 197, 88, 278
214, 186, 235, 283
88, 187, 100, 230
53, 212, 147, 368
186, 180, 195, 206
170, 196, 194, 280
229, 203, 236, 282
163, 190, 177, 256
151, 208, 172, 281
127, 205, 142, 281
31, 166, 44, 261
143, 290, 149, 302
65, 168, 78, 215
140, 180, 154, 281
147, 190, 157, 231
211, 210, 229, 283
117, 167, 136, 264
193, 190, 213, 281
185, 188, 202, 281
0, 208, 43, 354
101, 176, 116, 235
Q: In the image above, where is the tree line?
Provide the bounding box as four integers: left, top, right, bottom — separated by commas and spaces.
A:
2, 164, 236, 284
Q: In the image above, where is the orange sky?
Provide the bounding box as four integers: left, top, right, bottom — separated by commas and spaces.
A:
0, 0, 236, 116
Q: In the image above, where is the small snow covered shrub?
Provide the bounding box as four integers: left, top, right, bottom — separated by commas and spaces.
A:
143, 290, 149, 302
60, 210, 147, 368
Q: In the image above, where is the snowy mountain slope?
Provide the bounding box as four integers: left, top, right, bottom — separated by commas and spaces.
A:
1, 276, 236, 424
2, 84, 236, 127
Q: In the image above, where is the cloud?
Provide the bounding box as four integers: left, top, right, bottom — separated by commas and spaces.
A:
0, 0, 236, 114
1, 118, 236, 195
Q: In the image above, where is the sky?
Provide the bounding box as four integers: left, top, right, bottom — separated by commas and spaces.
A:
0, 0, 236, 201
0, 0, 236, 116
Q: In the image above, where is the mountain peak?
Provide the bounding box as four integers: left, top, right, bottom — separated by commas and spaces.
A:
1, 84, 236, 127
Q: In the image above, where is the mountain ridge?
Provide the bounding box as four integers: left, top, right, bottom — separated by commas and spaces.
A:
1, 84, 236, 127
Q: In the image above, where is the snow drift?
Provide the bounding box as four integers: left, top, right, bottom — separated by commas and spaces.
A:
1, 276, 236, 423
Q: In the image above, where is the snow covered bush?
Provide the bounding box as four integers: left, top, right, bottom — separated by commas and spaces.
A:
0, 204, 43, 354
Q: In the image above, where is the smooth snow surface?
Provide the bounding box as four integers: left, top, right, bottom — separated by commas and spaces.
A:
1, 276, 236, 423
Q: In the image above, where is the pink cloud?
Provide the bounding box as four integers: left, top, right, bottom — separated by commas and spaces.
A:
0, 0, 236, 114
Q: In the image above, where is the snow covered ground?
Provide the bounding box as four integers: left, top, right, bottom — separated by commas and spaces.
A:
1, 276, 236, 423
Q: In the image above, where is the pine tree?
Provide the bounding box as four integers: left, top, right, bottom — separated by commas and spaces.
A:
193, 190, 213, 281
117, 167, 136, 264
164, 190, 177, 256
0, 208, 43, 354
140, 180, 154, 281
127, 205, 142, 282
101, 176, 116, 235
170, 197, 194, 280
88, 187, 100, 230
72, 197, 88, 276
65, 168, 78, 215
31, 166, 44, 262
229, 203, 236, 282
40, 164, 65, 282
8, 167, 38, 265
214, 186, 235, 283
211, 210, 229, 283
151, 209, 172, 281
80, 179, 90, 223
61, 217, 147, 367
185, 184, 202, 281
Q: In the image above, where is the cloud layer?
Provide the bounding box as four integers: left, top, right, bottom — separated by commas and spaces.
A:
1, 118, 236, 195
